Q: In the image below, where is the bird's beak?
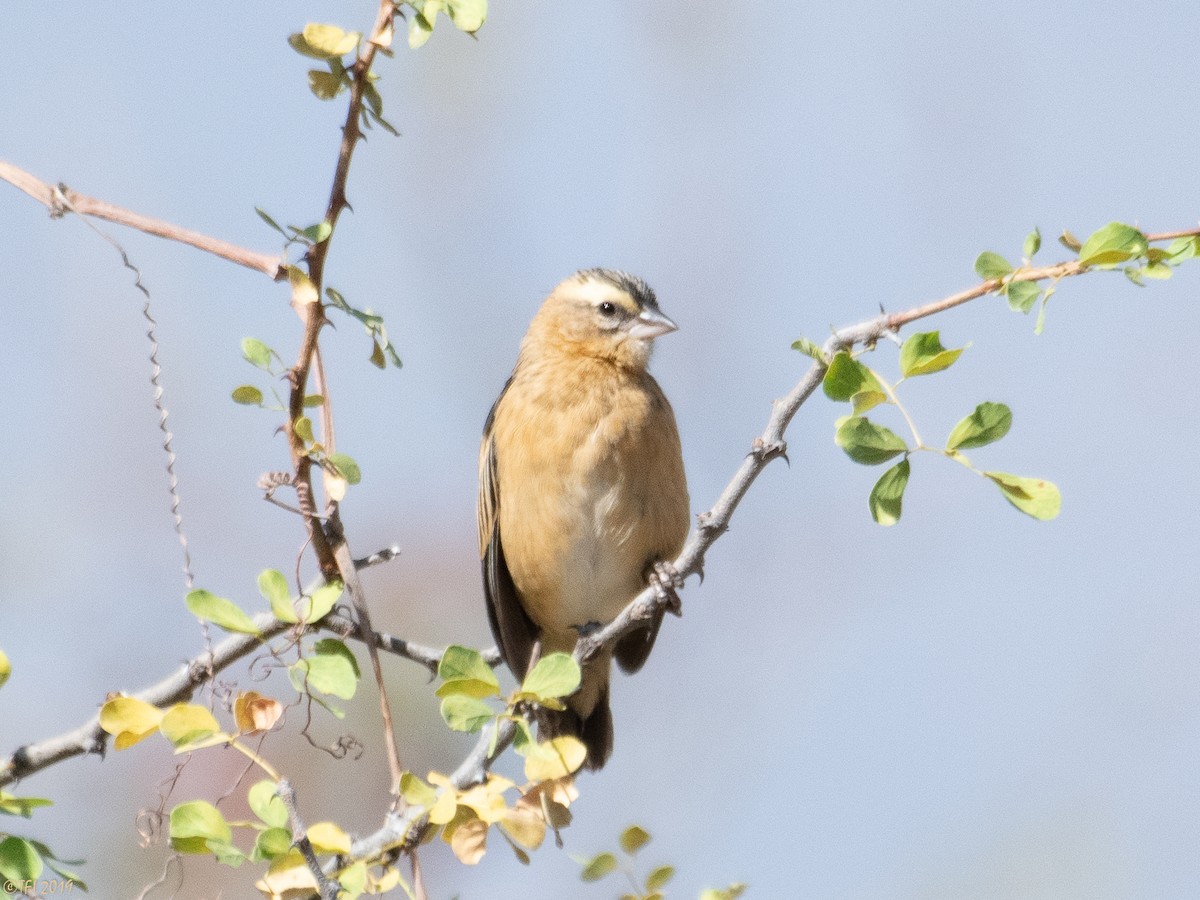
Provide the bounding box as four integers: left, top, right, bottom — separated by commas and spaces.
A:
627, 307, 678, 340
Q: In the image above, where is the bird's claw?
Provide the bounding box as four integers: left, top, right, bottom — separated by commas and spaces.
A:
650, 560, 684, 617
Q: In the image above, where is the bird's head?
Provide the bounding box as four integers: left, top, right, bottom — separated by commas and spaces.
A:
524, 269, 678, 371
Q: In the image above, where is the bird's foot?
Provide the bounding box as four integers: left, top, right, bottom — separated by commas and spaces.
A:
649, 560, 685, 617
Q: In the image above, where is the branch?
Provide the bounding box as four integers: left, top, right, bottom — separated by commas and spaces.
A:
0, 158, 286, 280
278, 779, 341, 900
287, 224, 1200, 881
576, 226, 1200, 656
0, 606, 481, 788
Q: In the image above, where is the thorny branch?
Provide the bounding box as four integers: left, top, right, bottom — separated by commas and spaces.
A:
0, 574, 462, 789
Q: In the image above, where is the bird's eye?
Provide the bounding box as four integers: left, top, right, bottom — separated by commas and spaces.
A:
598, 301, 617, 317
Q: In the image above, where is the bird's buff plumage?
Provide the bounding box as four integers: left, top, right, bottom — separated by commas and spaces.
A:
478, 269, 689, 770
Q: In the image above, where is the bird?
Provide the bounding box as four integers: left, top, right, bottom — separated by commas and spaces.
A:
478, 268, 689, 771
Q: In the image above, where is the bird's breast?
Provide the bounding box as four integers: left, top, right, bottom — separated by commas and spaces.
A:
495, 362, 687, 648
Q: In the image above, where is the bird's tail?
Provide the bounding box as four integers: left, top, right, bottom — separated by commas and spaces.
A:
538, 684, 613, 771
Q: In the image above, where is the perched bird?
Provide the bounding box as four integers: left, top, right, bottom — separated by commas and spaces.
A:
478, 269, 689, 770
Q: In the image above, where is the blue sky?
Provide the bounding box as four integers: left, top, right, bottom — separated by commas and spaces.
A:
3, 2, 1199, 897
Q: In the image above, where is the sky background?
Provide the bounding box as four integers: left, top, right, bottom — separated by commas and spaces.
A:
3, 2, 1199, 897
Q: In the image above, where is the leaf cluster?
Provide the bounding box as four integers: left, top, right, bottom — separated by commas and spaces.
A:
577, 824, 746, 900
797, 332, 1060, 525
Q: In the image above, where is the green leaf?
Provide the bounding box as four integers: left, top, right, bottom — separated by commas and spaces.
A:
974, 251, 1013, 280
700, 884, 748, 900
301, 222, 332, 244
251, 827, 293, 862
293, 416, 314, 444
822, 351, 884, 402
408, 11, 435, 48
439, 645, 495, 682
170, 801, 232, 854
303, 394, 324, 408
241, 338, 274, 370
0, 650, 8, 691
579, 851, 619, 882
1004, 280, 1041, 314
447, 0, 488, 33
1166, 235, 1200, 262
835, 416, 908, 465
0, 836, 42, 883
231, 385, 263, 406
850, 389, 888, 415
520, 653, 582, 701
400, 773, 437, 808
24, 840, 85, 889
1078, 222, 1149, 266
984, 472, 1061, 520
437, 646, 501, 699
1034, 286, 1054, 335
790, 336, 826, 362
646, 865, 677, 891
258, 569, 297, 623
186, 590, 261, 635
248, 779, 288, 828
308, 69, 343, 100
439, 695, 494, 732
1023, 227, 1041, 259
297, 580, 342, 623
0, 792, 52, 818
327, 453, 361, 485
255, 207, 288, 237
946, 402, 1012, 451
898, 331, 965, 377
868, 458, 910, 527
1124, 266, 1145, 286
290, 641, 359, 699
1143, 260, 1172, 280
619, 824, 651, 855
313, 638, 361, 680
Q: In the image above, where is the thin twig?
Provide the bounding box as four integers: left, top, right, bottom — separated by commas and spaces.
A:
0, 158, 286, 280
278, 779, 341, 900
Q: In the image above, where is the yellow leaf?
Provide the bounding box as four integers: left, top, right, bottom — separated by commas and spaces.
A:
499, 793, 546, 850
99, 696, 164, 749
368, 866, 401, 893
458, 783, 508, 824
302, 23, 360, 57
235, 691, 284, 734
323, 467, 348, 503
524, 736, 587, 781
306, 821, 351, 855
0, 649, 10, 689
255, 849, 317, 899
428, 789, 458, 825
522, 776, 576, 830
449, 815, 488, 865
288, 267, 319, 308
160, 703, 221, 748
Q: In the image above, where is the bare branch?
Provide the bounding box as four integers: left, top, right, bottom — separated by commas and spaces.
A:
0, 158, 286, 280
278, 779, 340, 900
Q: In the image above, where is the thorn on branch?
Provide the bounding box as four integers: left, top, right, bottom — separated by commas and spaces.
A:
751, 436, 788, 465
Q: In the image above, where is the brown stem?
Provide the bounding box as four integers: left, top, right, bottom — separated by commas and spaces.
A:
0, 159, 285, 280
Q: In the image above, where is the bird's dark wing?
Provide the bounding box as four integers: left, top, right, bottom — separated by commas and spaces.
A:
613, 614, 663, 674
479, 382, 538, 681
